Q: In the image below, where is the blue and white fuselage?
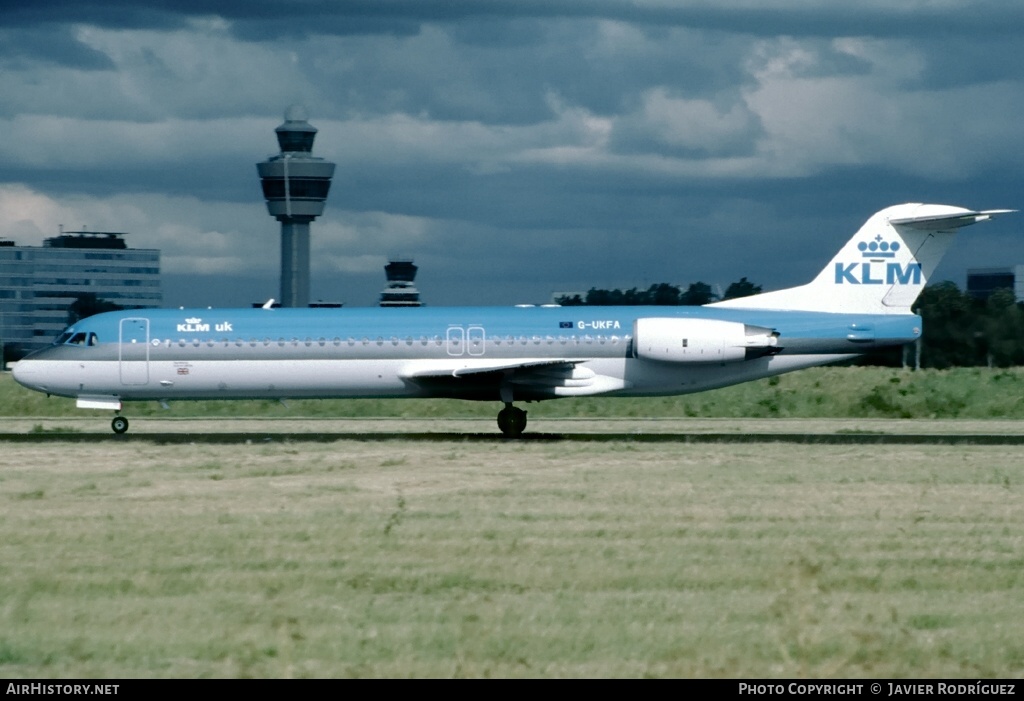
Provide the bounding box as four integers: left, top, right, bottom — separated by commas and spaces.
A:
11, 203, 1012, 435
11, 304, 919, 401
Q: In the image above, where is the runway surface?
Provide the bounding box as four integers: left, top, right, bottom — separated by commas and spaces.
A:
4, 417, 1024, 444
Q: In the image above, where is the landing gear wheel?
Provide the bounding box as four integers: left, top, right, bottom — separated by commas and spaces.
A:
111, 416, 129, 434
497, 405, 527, 438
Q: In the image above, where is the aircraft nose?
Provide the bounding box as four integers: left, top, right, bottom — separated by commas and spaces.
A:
11, 358, 41, 391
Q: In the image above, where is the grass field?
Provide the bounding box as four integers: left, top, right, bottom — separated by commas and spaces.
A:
2, 367, 1022, 678
1, 438, 1022, 678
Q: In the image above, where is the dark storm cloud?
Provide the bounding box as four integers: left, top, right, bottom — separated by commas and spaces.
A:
10, 1, 1024, 39
0, 1, 189, 30
912, 35, 1024, 89
2, 0, 1022, 308
0, 27, 115, 70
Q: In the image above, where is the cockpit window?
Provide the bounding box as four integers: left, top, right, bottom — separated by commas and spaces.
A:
55, 332, 99, 346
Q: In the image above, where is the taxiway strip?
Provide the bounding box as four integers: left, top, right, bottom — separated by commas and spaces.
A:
3, 431, 1024, 444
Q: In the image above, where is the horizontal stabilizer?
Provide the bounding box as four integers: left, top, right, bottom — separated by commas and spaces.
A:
710, 203, 1014, 314
889, 207, 1015, 230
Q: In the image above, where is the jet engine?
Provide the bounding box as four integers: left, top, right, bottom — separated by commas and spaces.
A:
633, 317, 779, 363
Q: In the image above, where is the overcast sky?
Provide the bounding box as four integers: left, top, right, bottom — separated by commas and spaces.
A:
2, 0, 1022, 307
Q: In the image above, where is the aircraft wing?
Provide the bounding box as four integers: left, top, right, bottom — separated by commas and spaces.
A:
401, 358, 630, 397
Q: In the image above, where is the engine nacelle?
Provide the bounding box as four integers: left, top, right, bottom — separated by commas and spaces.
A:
633, 317, 778, 363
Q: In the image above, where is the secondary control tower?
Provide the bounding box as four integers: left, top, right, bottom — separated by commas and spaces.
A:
257, 106, 335, 308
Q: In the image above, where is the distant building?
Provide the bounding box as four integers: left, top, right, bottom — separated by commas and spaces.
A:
379, 259, 422, 307
966, 266, 1024, 302
0, 232, 161, 359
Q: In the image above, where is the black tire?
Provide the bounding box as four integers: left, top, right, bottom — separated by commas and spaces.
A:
111, 416, 129, 434
497, 406, 527, 438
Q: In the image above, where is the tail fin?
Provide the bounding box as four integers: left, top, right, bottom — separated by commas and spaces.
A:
709, 203, 1013, 314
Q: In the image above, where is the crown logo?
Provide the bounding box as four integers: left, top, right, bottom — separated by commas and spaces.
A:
185, 317, 203, 324
858, 235, 900, 259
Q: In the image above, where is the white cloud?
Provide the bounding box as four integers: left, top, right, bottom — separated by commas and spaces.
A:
0, 114, 271, 169
0, 185, 445, 281
0, 185, 274, 274
0, 22, 318, 122
743, 37, 1024, 179
313, 211, 432, 274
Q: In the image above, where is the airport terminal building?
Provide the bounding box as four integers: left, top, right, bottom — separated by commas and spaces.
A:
966, 265, 1024, 302
0, 232, 161, 360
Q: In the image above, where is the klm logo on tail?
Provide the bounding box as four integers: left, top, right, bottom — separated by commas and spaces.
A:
834, 262, 922, 285
835, 235, 921, 285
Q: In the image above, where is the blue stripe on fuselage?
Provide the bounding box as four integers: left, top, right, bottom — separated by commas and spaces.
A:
55, 305, 921, 351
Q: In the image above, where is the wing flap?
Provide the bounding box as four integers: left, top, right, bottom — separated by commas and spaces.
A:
402, 358, 629, 398
402, 358, 586, 379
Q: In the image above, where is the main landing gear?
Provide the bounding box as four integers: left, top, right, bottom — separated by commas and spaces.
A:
111, 415, 129, 434
497, 403, 527, 438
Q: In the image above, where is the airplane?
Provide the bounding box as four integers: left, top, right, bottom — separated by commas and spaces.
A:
11, 203, 1012, 437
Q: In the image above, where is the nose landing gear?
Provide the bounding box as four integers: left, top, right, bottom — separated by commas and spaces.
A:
497, 403, 527, 438
111, 415, 129, 434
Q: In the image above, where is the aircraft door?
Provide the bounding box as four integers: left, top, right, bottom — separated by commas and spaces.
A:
119, 317, 150, 385
446, 326, 464, 356
467, 326, 485, 356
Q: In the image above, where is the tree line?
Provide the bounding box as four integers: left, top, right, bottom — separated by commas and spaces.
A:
556, 279, 1024, 368
556, 278, 762, 307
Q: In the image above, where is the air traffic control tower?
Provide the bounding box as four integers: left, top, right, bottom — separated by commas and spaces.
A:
257, 106, 335, 307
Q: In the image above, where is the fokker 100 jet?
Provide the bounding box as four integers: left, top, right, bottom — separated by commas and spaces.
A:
12, 203, 1012, 436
